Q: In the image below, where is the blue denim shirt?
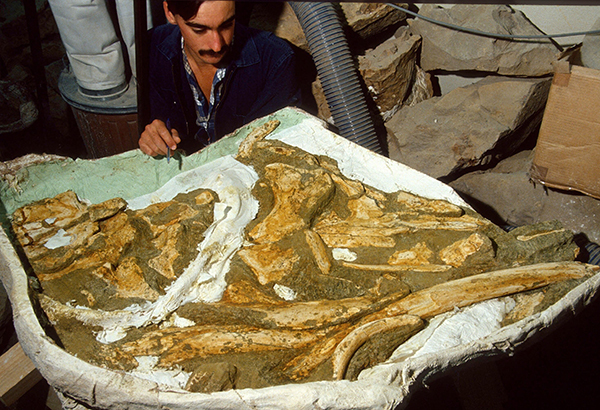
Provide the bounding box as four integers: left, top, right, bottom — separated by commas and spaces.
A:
148, 22, 303, 153
181, 36, 227, 144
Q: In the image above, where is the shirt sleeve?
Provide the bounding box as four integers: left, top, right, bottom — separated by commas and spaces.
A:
246, 46, 304, 120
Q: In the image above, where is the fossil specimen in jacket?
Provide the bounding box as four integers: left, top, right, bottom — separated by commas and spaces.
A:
12, 120, 592, 391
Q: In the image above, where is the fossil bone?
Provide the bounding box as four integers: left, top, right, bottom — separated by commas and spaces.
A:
313, 216, 408, 248
237, 242, 300, 285
331, 315, 424, 380
330, 173, 365, 198
283, 261, 596, 379
347, 195, 385, 219
517, 229, 566, 241
236, 119, 280, 159
380, 261, 596, 319
341, 261, 452, 272
248, 163, 335, 244
387, 242, 434, 266
12, 190, 88, 245
439, 232, 494, 267
117, 325, 326, 367
396, 191, 464, 217
99, 258, 160, 301
304, 229, 332, 275
245, 291, 410, 330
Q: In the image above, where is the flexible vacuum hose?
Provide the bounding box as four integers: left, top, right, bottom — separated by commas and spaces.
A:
291, 2, 384, 155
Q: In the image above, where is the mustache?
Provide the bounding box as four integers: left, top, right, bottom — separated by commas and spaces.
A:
197, 45, 229, 58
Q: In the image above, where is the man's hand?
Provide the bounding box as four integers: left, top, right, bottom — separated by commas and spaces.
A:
139, 119, 181, 156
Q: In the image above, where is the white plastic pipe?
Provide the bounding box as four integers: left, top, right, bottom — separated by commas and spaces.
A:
115, 0, 153, 79
49, 0, 127, 96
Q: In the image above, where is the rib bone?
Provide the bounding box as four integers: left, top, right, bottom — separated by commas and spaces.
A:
283, 261, 596, 379
381, 261, 596, 319
331, 315, 423, 380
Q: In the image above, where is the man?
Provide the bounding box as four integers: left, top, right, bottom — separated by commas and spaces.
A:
139, 0, 305, 156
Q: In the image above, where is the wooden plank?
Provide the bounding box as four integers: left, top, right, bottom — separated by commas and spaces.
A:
0, 342, 43, 407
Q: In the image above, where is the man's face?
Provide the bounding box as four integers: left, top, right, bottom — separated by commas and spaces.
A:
165, 1, 236, 67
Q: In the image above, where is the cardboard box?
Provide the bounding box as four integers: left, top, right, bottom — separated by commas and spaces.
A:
530, 64, 600, 199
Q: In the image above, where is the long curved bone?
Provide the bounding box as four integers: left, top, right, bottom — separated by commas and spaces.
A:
285, 261, 596, 380
331, 315, 423, 380
245, 290, 410, 330
380, 261, 595, 319
116, 325, 327, 367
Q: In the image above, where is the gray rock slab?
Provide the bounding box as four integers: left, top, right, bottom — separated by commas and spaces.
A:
450, 150, 600, 244
341, 2, 407, 41
386, 76, 551, 179
248, 2, 407, 53
409, 4, 561, 76
581, 16, 600, 70
248, 3, 308, 51
359, 28, 421, 120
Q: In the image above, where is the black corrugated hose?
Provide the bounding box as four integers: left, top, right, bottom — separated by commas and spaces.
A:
290, 2, 384, 155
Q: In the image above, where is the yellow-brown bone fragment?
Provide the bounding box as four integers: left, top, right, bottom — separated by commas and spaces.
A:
396, 191, 464, 217
236, 119, 280, 159
304, 229, 331, 275
388, 242, 434, 266
331, 315, 423, 380
347, 195, 384, 219
341, 261, 452, 272
380, 261, 595, 319
313, 218, 407, 248
156, 328, 325, 366
238, 242, 299, 285
283, 261, 596, 379
12, 190, 88, 245
439, 232, 493, 267
248, 163, 335, 244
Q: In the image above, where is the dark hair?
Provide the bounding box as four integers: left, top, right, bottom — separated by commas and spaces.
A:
165, 1, 204, 21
